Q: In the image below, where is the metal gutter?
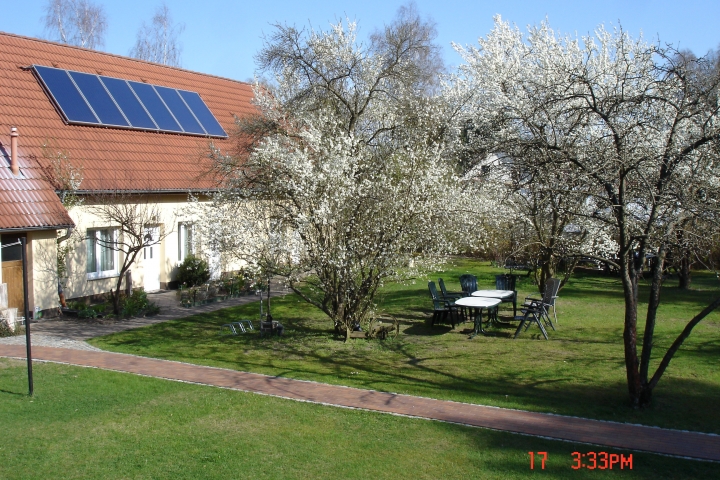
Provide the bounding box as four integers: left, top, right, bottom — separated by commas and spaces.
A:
0, 224, 74, 233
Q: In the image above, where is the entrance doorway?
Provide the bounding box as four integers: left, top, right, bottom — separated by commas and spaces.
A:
1, 234, 25, 312
143, 227, 161, 292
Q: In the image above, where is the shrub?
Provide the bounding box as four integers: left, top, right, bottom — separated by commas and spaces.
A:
121, 289, 160, 317
77, 307, 98, 319
177, 254, 211, 288
0, 321, 18, 337
68, 301, 108, 319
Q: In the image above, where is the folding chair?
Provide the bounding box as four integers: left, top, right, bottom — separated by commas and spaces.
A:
526, 278, 560, 325
513, 301, 549, 340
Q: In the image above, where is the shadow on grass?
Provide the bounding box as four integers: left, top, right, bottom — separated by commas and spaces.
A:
0, 388, 27, 397
95, 308, 720, 433
89, 271, 720, 435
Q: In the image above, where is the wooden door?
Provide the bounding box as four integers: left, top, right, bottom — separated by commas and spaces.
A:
1, 260, 24, 313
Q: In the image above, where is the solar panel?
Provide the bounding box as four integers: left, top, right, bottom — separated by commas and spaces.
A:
69, 71, 129, 127
34, 66, 99, 124
155, 86, 206, 135
99, 77, 158, 130
33, 65, 228, 138
178, 90, 228, 137
127, 82, 183, 132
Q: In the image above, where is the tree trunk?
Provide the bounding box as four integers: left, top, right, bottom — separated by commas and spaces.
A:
111, 266, 130, 315
111, 287, 121, 315
678, 253, 691, 289
621, 255, 644, 408
536, 251, 554, 294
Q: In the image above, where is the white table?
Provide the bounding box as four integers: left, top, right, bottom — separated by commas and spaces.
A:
471, 290, 514, 299
472, 289, 517, 316
454, 296, 501, 337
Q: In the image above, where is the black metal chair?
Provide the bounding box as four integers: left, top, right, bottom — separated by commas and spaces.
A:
439, 278, 466, 322
459, 274, 478, 296
428, 281, 459, 328
438, 278, 463, 300
495, 274, 518, 317
525, 277, 560, 325
513, 301, 549, 340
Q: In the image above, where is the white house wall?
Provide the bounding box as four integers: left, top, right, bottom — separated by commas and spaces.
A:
28, 229, 59, 313
62, 194, 245, 301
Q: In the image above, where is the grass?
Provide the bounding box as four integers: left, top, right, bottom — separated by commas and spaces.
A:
1, 357, 716, 479
88, 259, 720, 434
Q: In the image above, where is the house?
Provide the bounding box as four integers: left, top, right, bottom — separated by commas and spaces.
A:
0, 31, 254, 317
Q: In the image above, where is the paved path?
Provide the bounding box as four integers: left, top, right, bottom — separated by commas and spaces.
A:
28, 288, 288, 341
2, 344, 719, 462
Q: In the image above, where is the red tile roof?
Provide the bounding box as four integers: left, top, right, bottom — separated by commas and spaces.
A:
1, 139, 74, 230
0, 31, 255, 230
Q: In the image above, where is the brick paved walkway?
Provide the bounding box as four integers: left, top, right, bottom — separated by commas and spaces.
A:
29, 286, 290, 341
2, 344, 718, 462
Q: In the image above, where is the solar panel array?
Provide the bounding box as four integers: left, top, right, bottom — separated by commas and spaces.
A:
33, 65, 228, 138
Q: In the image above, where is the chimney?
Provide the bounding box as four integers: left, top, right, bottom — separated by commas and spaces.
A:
10, 127, 19, 176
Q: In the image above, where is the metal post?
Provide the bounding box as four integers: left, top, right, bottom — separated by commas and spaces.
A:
20, 237, 33, 396
266, 274, 271, 316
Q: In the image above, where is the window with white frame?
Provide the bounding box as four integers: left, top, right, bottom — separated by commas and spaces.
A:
178, 222, 194, 261
86, 228, 118, 278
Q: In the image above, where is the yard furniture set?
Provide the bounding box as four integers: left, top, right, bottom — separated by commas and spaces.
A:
428, 274, 560, 339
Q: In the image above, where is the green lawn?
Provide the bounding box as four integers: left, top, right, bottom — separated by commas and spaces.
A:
1, 358, 715, 479
89, 259, 720, 434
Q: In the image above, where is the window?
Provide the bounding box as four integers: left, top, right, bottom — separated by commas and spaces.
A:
86, 228, 118, 278
178, 223, 194, 261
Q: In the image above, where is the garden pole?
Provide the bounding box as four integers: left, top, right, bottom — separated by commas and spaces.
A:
267, 274, 271, 316
20, 237, 33, 396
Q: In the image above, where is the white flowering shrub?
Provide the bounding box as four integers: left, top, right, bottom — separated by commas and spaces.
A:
199, 11, 480, 339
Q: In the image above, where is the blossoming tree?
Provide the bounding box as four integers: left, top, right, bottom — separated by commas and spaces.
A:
455, 17, 720, 407
205, 7, 478, 339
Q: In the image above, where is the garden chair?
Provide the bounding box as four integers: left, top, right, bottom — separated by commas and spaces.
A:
512, 301, 549, 340
439, 278, 466, 322
495, 274, 518, 317
439, 278, 464, 300
458, 274, 478, 296
259, 319, 274, 336
525, 277, 560, 326
259, 315, 284, 337
428, 281, 459, 328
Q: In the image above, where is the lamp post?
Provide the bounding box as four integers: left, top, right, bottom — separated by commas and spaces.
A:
20, 237, 33, 396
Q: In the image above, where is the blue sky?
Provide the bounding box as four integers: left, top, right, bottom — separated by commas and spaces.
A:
3, 1, 719, 82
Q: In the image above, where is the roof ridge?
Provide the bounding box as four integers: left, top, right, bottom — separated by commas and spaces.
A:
0, 30, 252, 87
